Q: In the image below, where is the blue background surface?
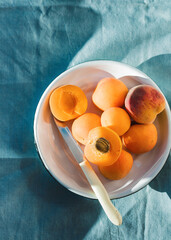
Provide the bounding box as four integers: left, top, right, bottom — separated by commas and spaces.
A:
0, 0, 171, 239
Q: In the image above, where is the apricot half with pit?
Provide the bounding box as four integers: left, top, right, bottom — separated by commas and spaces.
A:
125, 85, 165, 124
84, 127, 122, 166
49, 85, 88, 122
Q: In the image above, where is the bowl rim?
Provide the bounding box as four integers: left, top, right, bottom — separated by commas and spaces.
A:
33, 60, 171, 199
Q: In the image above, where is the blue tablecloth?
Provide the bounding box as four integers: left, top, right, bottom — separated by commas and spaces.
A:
0, 0, 171, 239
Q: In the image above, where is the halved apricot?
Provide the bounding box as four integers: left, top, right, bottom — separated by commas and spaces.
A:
84, 127, 122, 166
99, 150, 133, 180
72, 113, 101, 145
101, 107, 131, 136
49, 85, 88, 121
92, 78, 128, 111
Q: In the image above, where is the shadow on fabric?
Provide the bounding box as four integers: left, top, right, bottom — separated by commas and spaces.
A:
21, 158, 101, 240
138, 54, 171, 106
149, 154, 171, 199
0, 4, 101, 158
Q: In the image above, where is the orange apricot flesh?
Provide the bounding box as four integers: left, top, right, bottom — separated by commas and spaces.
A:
92, 78, 128, 111
49, 85, 88, 121
101, 107, 131, 136
122, 124, 157, 154
84, 127, 122, 166
72, 113, 101, 145
99, 150, 133, 180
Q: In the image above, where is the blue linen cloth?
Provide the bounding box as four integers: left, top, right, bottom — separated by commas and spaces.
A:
0, 0, 171, 239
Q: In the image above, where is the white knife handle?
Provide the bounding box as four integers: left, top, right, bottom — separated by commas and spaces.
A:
79, 160, 122, 226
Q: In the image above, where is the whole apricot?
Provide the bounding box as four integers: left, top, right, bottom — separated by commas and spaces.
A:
49, 85, 88, 121
92, 78, 128, 111
101, 107, 131, 136
122, 124, 157, 154
72, 113, 101, 145
84, 127, 122, 166
99, 150, 133, 180
125, 85, 165, 124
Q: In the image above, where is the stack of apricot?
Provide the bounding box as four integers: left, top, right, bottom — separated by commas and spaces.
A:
49, 77, 165, 181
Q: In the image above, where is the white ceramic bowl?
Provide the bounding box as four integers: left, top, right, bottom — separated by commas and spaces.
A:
34, 60, 171, 199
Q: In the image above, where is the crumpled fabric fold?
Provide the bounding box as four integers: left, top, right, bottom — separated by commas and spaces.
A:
0, 0, 170, 239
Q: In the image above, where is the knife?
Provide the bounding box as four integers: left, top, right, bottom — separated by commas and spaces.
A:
54, 118, 122, 226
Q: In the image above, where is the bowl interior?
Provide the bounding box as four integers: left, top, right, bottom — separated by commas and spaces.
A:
34, 61, 171, 199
